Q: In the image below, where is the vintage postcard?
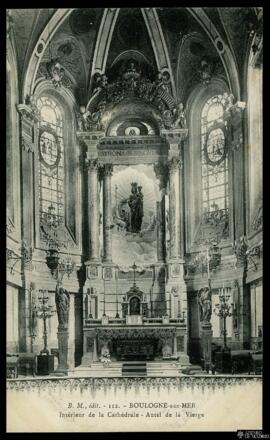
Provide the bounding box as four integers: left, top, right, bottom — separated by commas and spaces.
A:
6, 7, 264, 433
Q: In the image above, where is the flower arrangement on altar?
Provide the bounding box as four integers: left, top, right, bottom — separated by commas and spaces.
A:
100, 348, 111, 367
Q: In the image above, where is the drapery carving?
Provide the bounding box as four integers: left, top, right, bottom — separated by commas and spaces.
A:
198, 287, 212, 322
55, 285, 70, 329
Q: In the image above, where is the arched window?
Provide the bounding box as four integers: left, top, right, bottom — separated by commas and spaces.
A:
37, 97, 65, 227
201, 95, 228, 222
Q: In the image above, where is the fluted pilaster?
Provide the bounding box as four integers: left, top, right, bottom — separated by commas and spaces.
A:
102, 164, 113, 262
85, 158, 100, 261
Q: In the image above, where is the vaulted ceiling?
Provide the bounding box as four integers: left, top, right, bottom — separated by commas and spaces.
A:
9, 7, 262, 105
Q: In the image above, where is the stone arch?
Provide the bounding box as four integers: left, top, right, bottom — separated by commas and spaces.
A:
7, 34, 21, 239
187, 8, 240, 99
22, 9, 74, 98
21, 8, 177, 101
23, 8, 240, 104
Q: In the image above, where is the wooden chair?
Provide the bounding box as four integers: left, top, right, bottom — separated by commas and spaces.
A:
6, 354, 19, 378
18, 353, 36, 376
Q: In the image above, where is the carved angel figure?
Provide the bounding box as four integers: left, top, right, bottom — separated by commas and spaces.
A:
46, 59, 65, 87
173, 102, 186, 128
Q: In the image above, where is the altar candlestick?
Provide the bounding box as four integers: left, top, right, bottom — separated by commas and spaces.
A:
206, 247, 210, 281
103, 270, 106, 316
115, 268, 119, 318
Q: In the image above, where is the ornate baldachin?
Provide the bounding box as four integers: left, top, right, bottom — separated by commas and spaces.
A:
78, 60, 187, 132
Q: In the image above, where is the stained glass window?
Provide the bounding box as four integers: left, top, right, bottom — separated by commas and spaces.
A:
201, 95, 228, 221
37, 97, 64, 227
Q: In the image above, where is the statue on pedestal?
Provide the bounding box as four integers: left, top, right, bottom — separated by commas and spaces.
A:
198, 287, 212, 323
128, 182, 144, 233
55, 285, 70, 328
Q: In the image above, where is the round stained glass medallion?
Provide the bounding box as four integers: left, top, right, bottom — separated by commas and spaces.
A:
204, 126, 227, 166
39, 127, 60, 168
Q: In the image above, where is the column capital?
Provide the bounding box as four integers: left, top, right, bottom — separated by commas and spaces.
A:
168, 156, 182, 172
102, 163, 113, 177
161, 128, 188, 144
85, 158, 99, 172
77, 130, 105, 151
153, 161, 169, 191
16, 103, 40, 123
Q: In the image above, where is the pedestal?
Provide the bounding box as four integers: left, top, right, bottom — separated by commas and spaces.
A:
214, 351, 231, 373
54, 329, 69, 376
200, 322, 212, 372
36, 355, 54, 376
81, 331, 98, 366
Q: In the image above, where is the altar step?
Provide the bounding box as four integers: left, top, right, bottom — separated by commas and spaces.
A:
146, 362, 181, 377
122, 362, 147, 376
73, 361, 186, 377
73, 362, 122, 377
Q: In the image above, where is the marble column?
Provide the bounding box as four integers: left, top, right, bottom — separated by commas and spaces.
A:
156, 201, 163, 262
178, 144, 185, 257
168, 157, 182, 259
103, 164, 113, 262
86, 159, 100, 261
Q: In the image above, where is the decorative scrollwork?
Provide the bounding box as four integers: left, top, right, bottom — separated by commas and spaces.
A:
6, 240, 33, 274
168, 156, 182, 172
6, 9, 14, 39
203, 207, 229, 227
45, 59, 72, 89
24, 94, 40, 120
21, 137, 34, 153
6, 376, 262, 393
78, 59, 187, 132
6, 218, 15, 235
252, 204, 263, 231
232, 236, 261, 270
85, 158, 100, 172
95, 327, 176, 341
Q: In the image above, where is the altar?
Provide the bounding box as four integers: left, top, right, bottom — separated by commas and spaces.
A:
113, 338, 157, 361
76, 59, 190, 369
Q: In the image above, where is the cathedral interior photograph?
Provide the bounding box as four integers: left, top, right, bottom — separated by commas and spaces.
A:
6, 8, 263, 383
